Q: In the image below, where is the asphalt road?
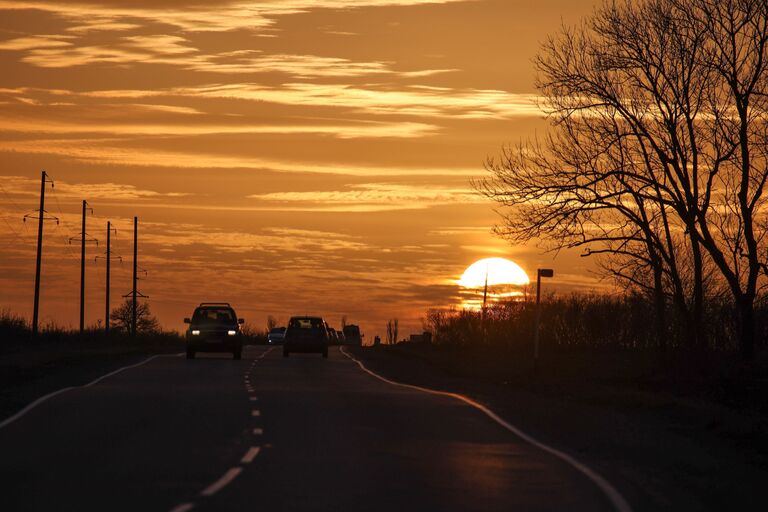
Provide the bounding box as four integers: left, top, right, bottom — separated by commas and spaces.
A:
0, 346, 618, 511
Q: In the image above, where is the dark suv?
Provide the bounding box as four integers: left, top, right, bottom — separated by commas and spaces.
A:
184, 303, 245, 359
283, 316, 329, 358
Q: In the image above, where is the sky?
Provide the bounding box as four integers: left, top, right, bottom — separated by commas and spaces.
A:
0, 0, 602, 338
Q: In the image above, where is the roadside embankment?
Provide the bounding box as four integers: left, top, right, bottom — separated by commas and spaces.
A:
0, 332, 184, 421
348, 343, 768, 512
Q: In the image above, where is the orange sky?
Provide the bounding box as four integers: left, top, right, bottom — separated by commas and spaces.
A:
0, 0, 603, 338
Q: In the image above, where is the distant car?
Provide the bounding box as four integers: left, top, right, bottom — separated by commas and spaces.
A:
336, 330, 346, 344
267, 326, 286, 344
342, 324, 362, 345
184, 302, 245, 360
283, 316, 329, 358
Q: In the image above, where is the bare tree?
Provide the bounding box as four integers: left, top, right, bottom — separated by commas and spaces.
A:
109, 299, 159, 335
266, 315, 278, 331
386, 318, 399, 344
478, 0, 768, 357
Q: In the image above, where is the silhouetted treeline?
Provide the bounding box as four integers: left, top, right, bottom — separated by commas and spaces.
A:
477, 0, 768, 359
423, 294, 768, 353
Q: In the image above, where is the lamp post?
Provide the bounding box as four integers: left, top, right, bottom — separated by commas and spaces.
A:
534, 268, 554, 370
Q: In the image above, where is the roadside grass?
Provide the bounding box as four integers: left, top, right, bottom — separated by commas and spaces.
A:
0, 309, 184, 421
367, 342, 768, 412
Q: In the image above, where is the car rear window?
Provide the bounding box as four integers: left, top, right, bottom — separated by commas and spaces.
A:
289, 317, 324, 329
193, 308, 235, 323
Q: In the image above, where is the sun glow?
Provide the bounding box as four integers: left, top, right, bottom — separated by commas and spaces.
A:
458, 257, 530, 288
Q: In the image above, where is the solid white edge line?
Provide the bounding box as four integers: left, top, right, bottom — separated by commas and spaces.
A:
83, 354, 172, 388
241, 446, 261, 464
0, 386, 76, 430
339, 346, 633, 512
0, 353, 180, 431
200, 467, 242, 496
169, 502, 195, 512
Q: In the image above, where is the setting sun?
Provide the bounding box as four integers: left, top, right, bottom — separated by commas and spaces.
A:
458, 257, 530, 288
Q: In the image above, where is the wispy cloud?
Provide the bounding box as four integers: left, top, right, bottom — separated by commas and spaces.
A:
71, 83, 542, 119
122, 35, 197, 55
0, 117, 438, 139
2, 175, 188, 200
248, 183, 485, 211
0, 139, 479, 177
140, 224, 370, 254
0, 83, 540, 129
189, 53, 392, 77
0, 34, 73, 50
0, 1, 472, 33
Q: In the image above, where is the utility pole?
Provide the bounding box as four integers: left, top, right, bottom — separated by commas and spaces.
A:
132, 216, 137, 337
23, 171, 57, 336
533, 268, 554, 371
481, 264, 489, 343
70, 200, 97, 336
122, 216, 147, 337
96, 221, 120, 334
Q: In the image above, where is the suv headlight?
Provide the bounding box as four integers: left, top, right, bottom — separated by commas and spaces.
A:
191, 330, 200, 335
227, 330, 237, 336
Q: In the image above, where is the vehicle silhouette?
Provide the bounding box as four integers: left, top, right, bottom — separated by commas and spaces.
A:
342, 324, 362, 345
184, 302, 245, 360
267, 326, 286, 344
283, 316, 329, 358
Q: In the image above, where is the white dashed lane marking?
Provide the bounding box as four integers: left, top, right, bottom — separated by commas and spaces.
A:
241, 447, 261, 464
168, 347, 273, 512
169, 503, 195, 512
200, 467, 243, 497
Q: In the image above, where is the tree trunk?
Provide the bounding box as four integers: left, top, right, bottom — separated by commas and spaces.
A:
690, 231, 706, 351
738, 294, 756, 360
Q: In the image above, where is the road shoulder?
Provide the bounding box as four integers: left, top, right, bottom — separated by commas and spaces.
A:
348, 344, 768, 512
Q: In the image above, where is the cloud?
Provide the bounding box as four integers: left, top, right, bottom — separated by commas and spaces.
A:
0, 1, 472, 34
74, 83, 543, 119
0, 139, 479, 176
0, 116, 438, 139
129, 104, 204, 115
139, 224, 371, 255
20, 45, 148, 68
188, 53, 393, 77
177, 83, 541, 119
1, 175, 188, 200
122, 35, 197, 55
247, 183, 485, 211
8, 37, 455, 79
0, 34, 74, 50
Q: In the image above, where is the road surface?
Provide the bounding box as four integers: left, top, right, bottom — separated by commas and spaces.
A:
0, 346, 619, 511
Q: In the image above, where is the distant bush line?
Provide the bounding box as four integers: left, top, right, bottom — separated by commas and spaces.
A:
0, 308, 181, 350
423, 293, 768, 354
